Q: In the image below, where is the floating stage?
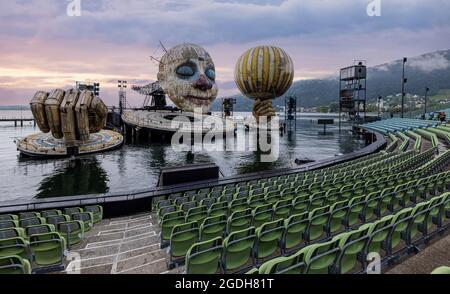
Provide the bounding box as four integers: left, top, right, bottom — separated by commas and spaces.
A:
121, 109, 236, 139
17, 129, 124, 158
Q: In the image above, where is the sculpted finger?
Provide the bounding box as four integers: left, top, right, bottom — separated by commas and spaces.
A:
75, 90, 94, 142
30, 91, 50, 133
88, 96, 108, 133
45, 89, 65, 139
60, 89, 79, 147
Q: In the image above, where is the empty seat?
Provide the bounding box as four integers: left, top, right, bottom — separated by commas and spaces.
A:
160, 211, 185, 244
273, 199, 292, 220
222, 227, 255, 273
63, 207, 83, 217
252, 204, 273, 228
0, 228, 25, 240
185, 237, 222, 274
333, 226, 370, 274
25, 224, 55, 238
209, 201, 228, 217
71, 212, 94, 232
40, 210, 62, 218
0, 255, 31, 274
0, 214, 18, 222
304, 239, 340, 274
57, 220, 84, 246
431, 266, 450, 274
0, 220, 19, 230
181, 201, 196, 213
200, 215, 227, 241
185, 206, 208, 225
258, 249, 306, 274
19, 217, 46, 229
84, 205, 103, 223
227, 209, 252, 234
254, 219, 284, 264
282, 212, 308, 254
0, 236, 29, 260
29, 232, 66, 270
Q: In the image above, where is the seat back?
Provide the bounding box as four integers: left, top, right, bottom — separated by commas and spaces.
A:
185, 237, 223, 274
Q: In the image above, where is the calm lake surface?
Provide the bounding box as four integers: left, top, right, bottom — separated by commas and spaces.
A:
0, 110, 364, 203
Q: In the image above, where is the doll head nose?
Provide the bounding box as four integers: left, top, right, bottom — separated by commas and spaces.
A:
193, 75, 212, 91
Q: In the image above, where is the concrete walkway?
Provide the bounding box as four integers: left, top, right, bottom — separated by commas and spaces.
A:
66, 212, 183, 274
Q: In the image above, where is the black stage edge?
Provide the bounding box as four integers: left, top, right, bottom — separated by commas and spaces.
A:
0, 274, 447, 292
0, 129, 386, 218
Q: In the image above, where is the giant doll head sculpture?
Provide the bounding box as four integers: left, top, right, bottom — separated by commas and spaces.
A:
157, 43, 218, 113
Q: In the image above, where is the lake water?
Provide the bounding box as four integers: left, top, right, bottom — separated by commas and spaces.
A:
0, 110, 364, 203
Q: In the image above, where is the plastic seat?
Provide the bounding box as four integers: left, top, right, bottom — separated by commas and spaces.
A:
185, 237, 222, 274
431, 266, 450, 274
344, 195, 365, 228
151, 196, 166, 211
209, 201, 228, 217
248, 194, 265, 209
0, 214, 18, 222
193, 193, 208, 203
291, 195, 309, 215
0, 255, 31, 274
304, 239, 340, 274
185, 206, 208, 225
180, 201, 197, 213
252, 204, 273, 228
229, 198, 248, 214
71, 212, 94, 232
306, 206, 330, 242
0, 220, 19, 230
387, 207, 413, 255
169, 222, 199, 264
326, 200, 348, 235
157, 205, 177, 220
18, 212, 41, 220
200, 198, 216, 209
0, 237, 29, 260
222, 227, 255, 273
29, 232, 66, 271
64, 207, 83, 217
273, 199, 292, 220
361, 215, 394, 257
175, 196, 190, 208
258, 250, 306, 274
160, 211, 185, 244
282, 212, 308, 253
227, 209, 252, 234
57, 220, 84, 246
84, 205, 103, 223
19, 217, 46, 229
200, 215, 227, 241
254, 219, 284, 264
333, 226, 370, 274
40, 210, 62, 218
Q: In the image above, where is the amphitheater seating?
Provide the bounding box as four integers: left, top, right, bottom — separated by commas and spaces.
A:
0, 205, 103, 273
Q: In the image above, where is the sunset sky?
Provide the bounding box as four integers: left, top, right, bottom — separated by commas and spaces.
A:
1, 0, 450, 106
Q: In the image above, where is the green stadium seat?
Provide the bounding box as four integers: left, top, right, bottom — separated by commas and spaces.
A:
326, 200, 348, 235
248, 194, 265, 209
222, 227, 255, 273
252, 204, 273, 228
227, 209, 252, 234
157, 205, 177, 220
431, 266, 450, 274
185, 237, 222, 274
180, 201, 196, 213
0, 214, 18, 222
25, 224, 55, 238
0, 220, 19, 230
258, 250, 307, 274
160, 211, 185, 244
200, 198, 216, 209
57, 220, 84, 247
344, 195, 365, 228
273, 199, 292, 220
151, 196, 166, 211
64, 207, 83, 216
0, 255, 31, 274
304, 239, 340, 274
18, 212, 40, 219
40, 210, 62, 218
306, 206, 330, 242
19, 217, 46, 229
254, 219, 284, 264
71, 212, 94, 232
84, 206, 103, 223
200, 215, 227, 241
209, 201, 229, 217
0, 237, 30, 260
333, 226, 370, 274
361, 215, 394, 257
185, 206, 208, 225
169, 222, 199, 264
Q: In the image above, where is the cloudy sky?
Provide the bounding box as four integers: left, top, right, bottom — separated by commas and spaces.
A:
1, 0, 450, 106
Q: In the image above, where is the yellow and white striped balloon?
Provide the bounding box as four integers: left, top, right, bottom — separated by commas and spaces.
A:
234, 46, 294, 100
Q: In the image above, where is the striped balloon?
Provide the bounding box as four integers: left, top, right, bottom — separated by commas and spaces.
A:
234, 46, 294, 100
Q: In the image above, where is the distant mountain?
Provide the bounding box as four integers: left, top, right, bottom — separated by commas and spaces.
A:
212, 49, 450, 111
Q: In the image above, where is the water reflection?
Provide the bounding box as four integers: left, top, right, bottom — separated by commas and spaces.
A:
35, 158, 109, 198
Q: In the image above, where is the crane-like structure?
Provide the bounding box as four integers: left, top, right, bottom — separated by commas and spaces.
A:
131, 81, 169, 110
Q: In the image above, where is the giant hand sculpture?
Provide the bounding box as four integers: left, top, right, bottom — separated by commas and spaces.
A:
30, 89, 108, 147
